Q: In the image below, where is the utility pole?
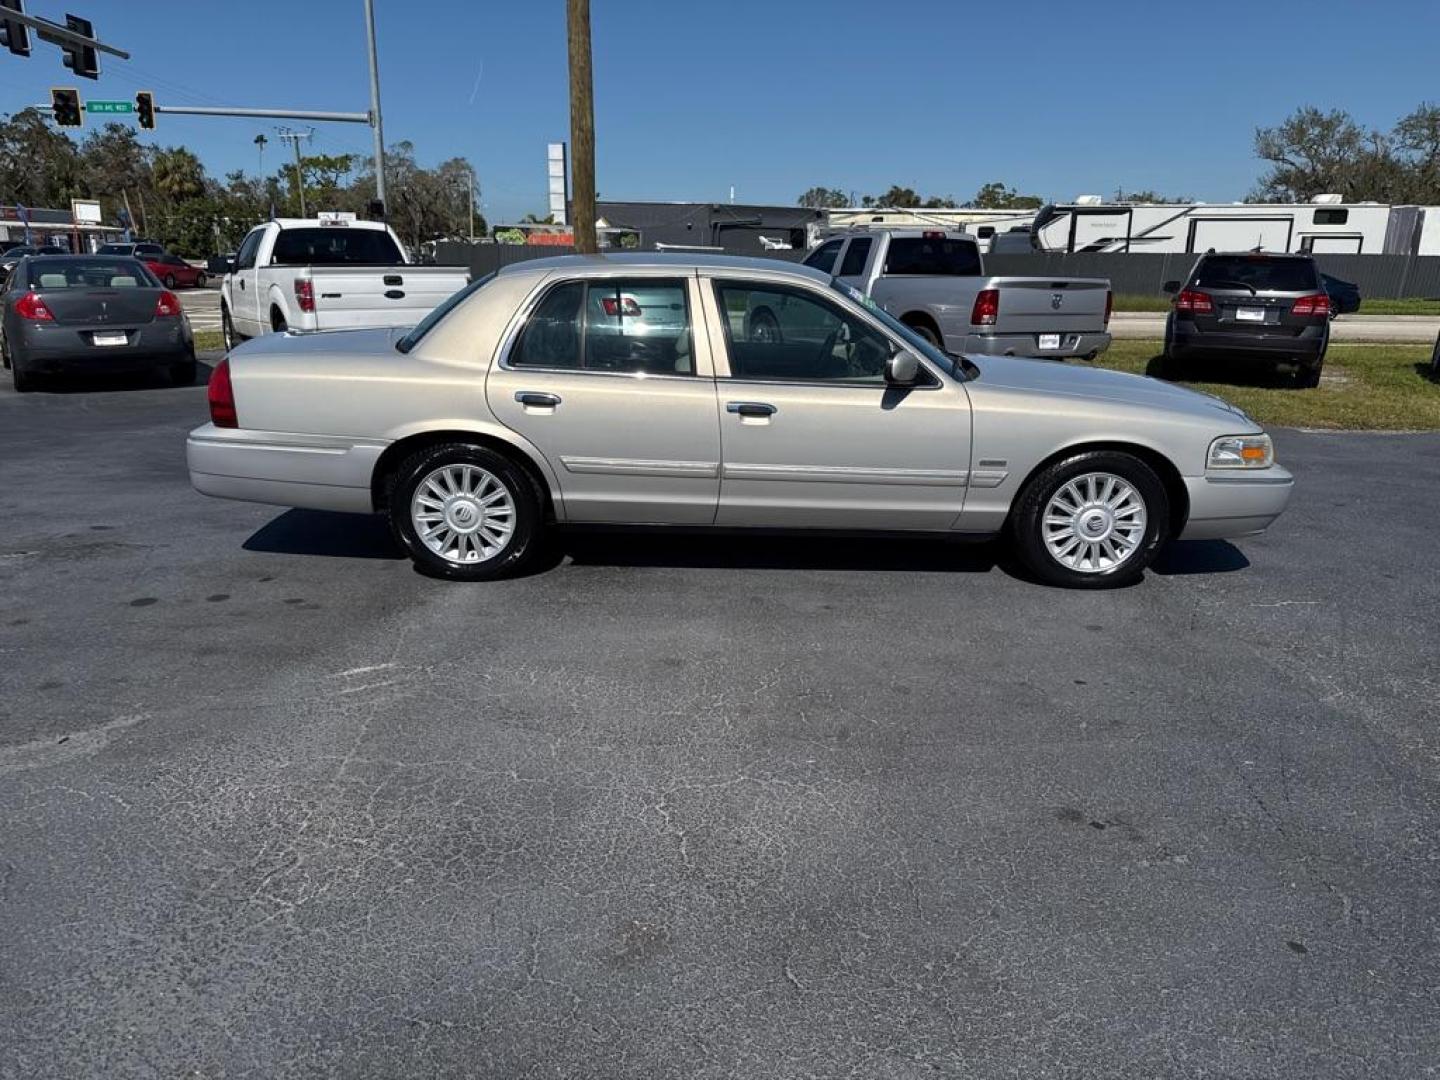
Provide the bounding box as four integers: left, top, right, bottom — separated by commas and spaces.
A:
566, 0, 596, 253
364, 0, 387, 213
254, 133, 267, 177
277, 128, 312, 217
467, 165, 476, 242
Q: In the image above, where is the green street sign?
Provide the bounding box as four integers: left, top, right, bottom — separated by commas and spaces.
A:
87, 100, 133, 114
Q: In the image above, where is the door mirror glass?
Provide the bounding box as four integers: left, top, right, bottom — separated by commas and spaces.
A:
885, 350, 920, 385
1161, 279, 1180, 293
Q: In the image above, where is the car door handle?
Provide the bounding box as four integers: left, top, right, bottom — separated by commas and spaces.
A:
515, 391, 561, 409
726, 401, 776, 417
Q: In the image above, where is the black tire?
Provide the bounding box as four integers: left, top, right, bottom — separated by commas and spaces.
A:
221, 305, 238, 351
271, 308, 287, 333
195, 272, 207, 289
387, 443, 541, 581
905, 320, 942, 348
164, 273, 177, 289
747, 308, 781, 344
11, 354, 35, 393
1011, 450, 1170, 589
170, 358, 197, 386
1294, 361, 1322, 389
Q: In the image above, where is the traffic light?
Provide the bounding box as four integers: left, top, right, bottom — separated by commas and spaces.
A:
0, 0, 31, 57
367, 198, 385, 221
135, 91, 154, 130
50, 86, 82, 128
58, 13, 98, 79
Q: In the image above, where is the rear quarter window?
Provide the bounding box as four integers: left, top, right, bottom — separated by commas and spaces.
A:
883, 238, 982, 276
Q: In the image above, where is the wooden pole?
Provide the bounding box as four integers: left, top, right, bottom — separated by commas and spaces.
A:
566, 0, 597, 253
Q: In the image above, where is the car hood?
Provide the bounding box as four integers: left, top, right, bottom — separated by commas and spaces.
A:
966, 354, 1254, 426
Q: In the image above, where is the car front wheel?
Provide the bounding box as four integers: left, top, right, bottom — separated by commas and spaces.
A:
387, 443, 540, 581
1011, 451, 1169, 588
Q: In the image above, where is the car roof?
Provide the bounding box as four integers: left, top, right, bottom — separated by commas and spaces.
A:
496, 252, 831, 283
1199, 250, 1314, 260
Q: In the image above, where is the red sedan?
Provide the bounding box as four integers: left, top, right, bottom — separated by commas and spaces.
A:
144, 253, 208, 289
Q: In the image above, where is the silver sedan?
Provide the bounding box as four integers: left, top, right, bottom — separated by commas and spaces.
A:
188, 254, 1293, 588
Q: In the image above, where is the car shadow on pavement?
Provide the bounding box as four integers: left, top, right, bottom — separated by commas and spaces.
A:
554, 530, 1000, 574
1150, 539, 1250, 575
1145, 353, 1305, 389
12, 360, 216, 395
244, 509, 405, 560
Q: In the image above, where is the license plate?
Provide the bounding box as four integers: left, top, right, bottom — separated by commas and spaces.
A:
92, 331, 128, 347
1235, 307, 1266, 323
1038, 333, 1062, 350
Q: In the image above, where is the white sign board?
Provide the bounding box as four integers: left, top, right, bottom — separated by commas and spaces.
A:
547, 142, 568, 226
71, 199, 103, 225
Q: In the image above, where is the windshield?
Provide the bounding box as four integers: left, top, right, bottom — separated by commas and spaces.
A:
395, 272, 492, 354
828, 278, 959, 378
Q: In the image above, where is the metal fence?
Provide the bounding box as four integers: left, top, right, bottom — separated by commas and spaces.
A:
434, 242, 1440, 300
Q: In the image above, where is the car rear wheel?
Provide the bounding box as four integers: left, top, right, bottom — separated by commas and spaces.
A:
164, 273, 177, 289
1294, 361, 1322, 389
387, 444, 541, 581
271, 308, 287, 333
170, 358, 197, 385
905, 320, 942, 348
195, 272, 207, 289
1011, 451, 1169, 589
10, 354, 35, 393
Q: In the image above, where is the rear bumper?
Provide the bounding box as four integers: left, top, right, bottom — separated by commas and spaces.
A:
187, 423, 387, 514
1172, 322, 1326, 362
1178, 466, 1294, 541
13, 320, 192, 373
963, 330, 1112, 359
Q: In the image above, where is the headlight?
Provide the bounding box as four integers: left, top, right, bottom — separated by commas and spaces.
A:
1208, 433, 1274, 470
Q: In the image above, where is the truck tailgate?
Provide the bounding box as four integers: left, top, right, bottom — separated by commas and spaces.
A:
991, 277, 1110, 333
308, 266, 470, 330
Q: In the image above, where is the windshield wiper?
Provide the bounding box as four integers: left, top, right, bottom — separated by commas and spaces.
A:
1208, 279, 1257, 295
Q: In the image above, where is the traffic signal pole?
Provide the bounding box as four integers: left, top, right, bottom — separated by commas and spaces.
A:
364, 0, 387, 213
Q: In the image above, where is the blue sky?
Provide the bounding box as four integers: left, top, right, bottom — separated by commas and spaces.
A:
2, 0, 1437, 223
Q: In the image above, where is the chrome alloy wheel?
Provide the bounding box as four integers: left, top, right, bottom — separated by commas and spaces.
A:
410, 464, 516, 565
1041, 472, 1148, 574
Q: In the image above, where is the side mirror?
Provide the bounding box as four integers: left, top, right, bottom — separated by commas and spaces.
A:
224, 257, 237, 272
1161, 280, 1180, 294
885, 350, 920, 386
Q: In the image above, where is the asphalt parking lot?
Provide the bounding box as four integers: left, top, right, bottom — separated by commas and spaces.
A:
2, 365, 1438, 1078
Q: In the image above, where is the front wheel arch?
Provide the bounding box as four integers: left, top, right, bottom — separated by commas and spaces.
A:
1007, 441, 1189, 541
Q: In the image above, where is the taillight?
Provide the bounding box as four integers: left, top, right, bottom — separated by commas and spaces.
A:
154, 290, 181, 318
1175, 288, 1213, 314
1291, 293, 1331, 317
599, 294, 640, 317
1104, 289, 1113, 327
208, 358, 238, 428
15, 291, 54, 321
971, 288, 999, 326
294, 278, 315, 314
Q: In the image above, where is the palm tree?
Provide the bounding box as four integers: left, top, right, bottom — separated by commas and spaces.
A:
151, 148, 206, 202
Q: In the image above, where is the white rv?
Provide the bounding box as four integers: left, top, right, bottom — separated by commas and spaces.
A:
1031, 195, 1396, 256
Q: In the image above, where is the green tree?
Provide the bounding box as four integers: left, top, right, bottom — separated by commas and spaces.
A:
151, 147, 206, 202
968, 182, 1043, 209
870, 185, 921, 207
0, 108, 83, 209
797, 186, 848, 208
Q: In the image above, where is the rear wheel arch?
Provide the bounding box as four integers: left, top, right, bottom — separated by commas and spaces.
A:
1009, 440, 1189, 540
371, 429, 557, 521
900, 311, 943, 346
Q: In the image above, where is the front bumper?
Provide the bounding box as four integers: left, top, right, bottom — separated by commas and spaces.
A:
963, 330, 1112, 360
187, 423, 385, 514
1178, 465, 1294, 540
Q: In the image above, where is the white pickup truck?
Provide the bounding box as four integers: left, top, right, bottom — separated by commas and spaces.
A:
219, 216, 470, 349
802, 229, 1112, 360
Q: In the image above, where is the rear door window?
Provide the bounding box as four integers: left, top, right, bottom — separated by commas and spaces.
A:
509, 278, 694, 375
883, 237, 982, 276
838, 237, 873, 277
1192, 256, 1318, 292
802, 240, 843, 275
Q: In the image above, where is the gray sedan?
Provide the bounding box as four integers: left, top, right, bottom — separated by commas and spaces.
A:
1, 255, 197, 392
188, 254, 1293, 588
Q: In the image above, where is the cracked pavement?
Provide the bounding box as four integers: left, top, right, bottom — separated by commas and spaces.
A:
1, 370, 1438, 1078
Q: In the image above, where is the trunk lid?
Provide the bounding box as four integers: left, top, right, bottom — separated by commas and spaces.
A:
987, 278, 1110, 332
39, 286, 158, 328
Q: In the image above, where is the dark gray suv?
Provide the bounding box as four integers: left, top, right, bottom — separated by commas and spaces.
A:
1162, 252, 1330, 387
